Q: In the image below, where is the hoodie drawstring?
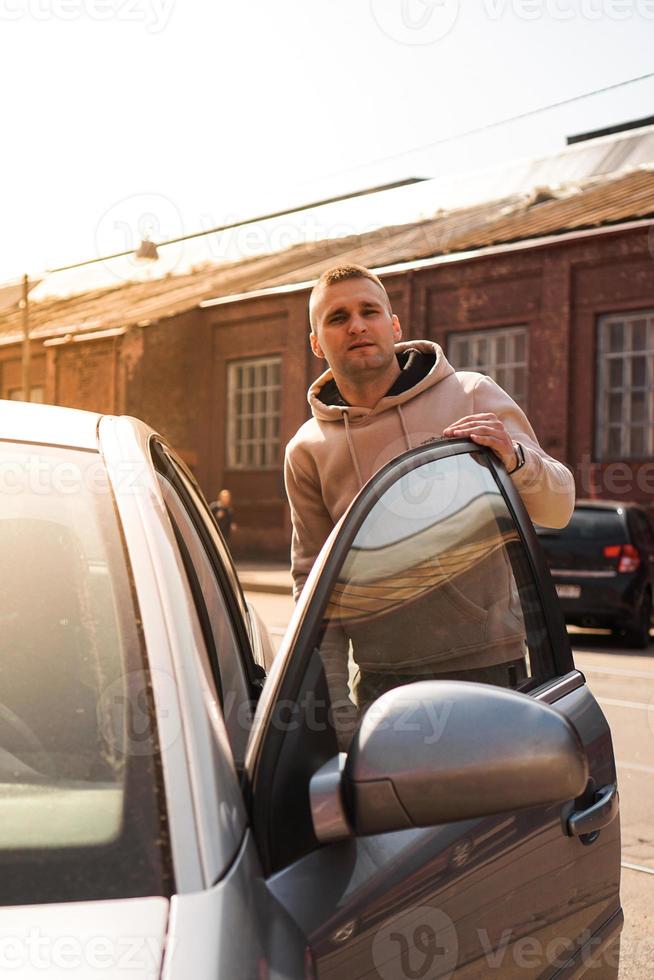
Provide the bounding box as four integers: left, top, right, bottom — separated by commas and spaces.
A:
341, 410, 365, 489
397, 405, 413, 450
342, 405, 413, 490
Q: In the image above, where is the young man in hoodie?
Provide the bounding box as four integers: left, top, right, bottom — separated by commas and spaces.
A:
284, 264, 574, 741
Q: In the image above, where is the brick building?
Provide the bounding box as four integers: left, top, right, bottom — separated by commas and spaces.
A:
1, 163, 653, 558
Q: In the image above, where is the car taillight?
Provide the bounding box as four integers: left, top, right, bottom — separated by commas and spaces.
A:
619, 544, 641, 572
603, 543, 640, 572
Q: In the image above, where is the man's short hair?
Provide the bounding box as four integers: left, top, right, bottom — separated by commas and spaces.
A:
309, 264, 391, 332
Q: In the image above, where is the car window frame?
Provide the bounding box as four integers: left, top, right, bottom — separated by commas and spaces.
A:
150, 439, 262, 698
247, 439, 575, 873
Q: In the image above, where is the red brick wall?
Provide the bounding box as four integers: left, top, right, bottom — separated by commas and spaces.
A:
121, 310, 212, 484
205, 292, 309, 557
406, 226, 654, 511
53, 339, 119, 414
0, 350, 46, 399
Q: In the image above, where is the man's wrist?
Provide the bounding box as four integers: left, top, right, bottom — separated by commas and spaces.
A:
506, 442, 525, 475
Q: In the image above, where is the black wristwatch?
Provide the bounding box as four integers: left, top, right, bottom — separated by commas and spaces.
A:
506, 442, 525, 475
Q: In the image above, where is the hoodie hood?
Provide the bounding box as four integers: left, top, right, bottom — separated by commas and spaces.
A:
308, 341, 455, 423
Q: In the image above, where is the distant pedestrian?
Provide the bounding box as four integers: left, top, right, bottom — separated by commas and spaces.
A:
209, 488, 237, 543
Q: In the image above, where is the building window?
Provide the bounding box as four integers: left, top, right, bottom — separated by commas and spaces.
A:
227, 357, 281, 469
448, 327, 528, 409
597, 311, 654, 460
7, 386, 45, 403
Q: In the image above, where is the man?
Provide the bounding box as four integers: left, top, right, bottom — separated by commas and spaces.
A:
285, 263, 574, 599
284, 264, 574, 742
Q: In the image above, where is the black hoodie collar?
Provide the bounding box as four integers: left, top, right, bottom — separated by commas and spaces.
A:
317, 347, 436, 407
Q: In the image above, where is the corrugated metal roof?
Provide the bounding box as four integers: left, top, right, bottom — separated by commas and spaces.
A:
1, 166, 652, 346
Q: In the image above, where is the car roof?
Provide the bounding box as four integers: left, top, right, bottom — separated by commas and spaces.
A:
0, 399, 103, 451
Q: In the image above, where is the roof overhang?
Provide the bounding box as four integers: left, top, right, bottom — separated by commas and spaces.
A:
200, 216, 654, 311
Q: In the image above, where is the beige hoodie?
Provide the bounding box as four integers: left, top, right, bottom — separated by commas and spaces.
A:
284, 340, 575, 600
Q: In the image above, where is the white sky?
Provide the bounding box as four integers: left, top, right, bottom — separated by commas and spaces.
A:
0, 0, 652, 287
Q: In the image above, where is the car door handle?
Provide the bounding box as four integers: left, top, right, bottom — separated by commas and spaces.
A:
567, 784, 619, 839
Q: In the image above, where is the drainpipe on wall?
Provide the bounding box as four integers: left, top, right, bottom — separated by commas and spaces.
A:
20, 274, 30, 402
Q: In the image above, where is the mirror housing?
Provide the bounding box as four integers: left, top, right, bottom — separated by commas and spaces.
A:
310, 681, 588, 842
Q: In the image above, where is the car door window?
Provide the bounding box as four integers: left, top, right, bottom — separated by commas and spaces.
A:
316, 450, 556, 747
249, 444, 571, 873
153, 452, 255, 767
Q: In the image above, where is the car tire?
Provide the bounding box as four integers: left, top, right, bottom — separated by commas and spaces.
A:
624, 592, 652, 649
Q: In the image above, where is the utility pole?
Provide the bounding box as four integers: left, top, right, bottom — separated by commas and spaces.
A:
21, 273, 30, 402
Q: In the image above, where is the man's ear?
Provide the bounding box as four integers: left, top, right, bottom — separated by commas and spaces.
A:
392, 314, 402, 342
310, 331, 325, 359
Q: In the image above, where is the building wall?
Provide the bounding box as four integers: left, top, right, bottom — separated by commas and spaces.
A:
51, 338, 120, 414
201, 224, 653, 557
205, 292, 310, 556
0, 349, 46, 400
4, 222, 653, 559
120, 309, 213, 486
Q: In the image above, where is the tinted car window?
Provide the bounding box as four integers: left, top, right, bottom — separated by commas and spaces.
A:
155, 466, 253, 767
316, 451, 556, 747
0, 442, 172, 905
536, 508, 626, 541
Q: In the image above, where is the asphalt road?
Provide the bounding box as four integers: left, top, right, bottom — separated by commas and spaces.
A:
569, 632, 654, 979
245, 591, 653, 979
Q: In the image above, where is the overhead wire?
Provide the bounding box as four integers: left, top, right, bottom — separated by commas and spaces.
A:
318, 71, 654, 179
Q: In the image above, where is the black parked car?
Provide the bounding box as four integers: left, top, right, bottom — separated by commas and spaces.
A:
535, 499, 654, 648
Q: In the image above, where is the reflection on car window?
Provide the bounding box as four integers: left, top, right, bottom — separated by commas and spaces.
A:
156, 471, 253, 767
535, 509, 626, 541
0, 442, 172, 905
317, 451, 554, 749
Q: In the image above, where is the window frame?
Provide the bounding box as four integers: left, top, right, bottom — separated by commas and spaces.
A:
6, 385, 45, 403
596, 309, 654, 461
151, 441, 263, 702
226, 355, 282, 470
447, 325, 529, 410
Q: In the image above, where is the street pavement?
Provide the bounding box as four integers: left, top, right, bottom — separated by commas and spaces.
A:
243, 587, 653, 979
569, 632, 654, 978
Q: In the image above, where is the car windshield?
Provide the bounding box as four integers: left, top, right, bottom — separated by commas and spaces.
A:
0, 441, 173, 905
535, 508, 626, 541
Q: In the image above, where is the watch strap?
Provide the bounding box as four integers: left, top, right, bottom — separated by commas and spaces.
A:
506, 442, 525, 475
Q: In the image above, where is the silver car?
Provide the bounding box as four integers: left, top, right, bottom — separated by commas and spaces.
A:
0, 399, 622, 978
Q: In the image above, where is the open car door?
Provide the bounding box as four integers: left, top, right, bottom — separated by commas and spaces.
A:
247, 439, 622, 979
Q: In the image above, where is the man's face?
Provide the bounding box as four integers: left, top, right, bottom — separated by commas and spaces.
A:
310, 278, 402, 380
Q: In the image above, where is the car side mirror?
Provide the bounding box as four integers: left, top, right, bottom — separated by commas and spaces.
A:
310, 681, 589, 842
